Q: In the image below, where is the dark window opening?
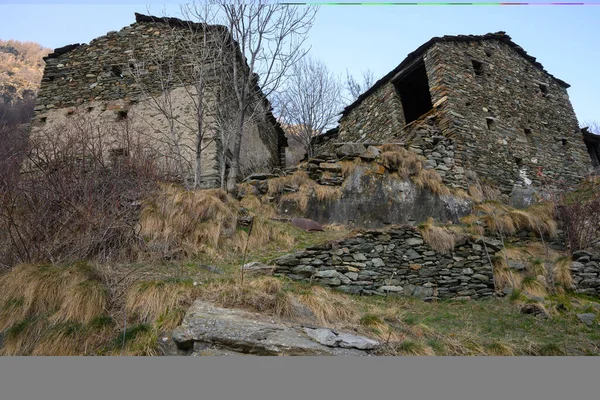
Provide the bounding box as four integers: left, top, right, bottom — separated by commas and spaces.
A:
116, 110, 128, 120
472, 60, 484, 76
87, 106, 94, 112
466, 102, 471, 107
514, 156, 523, 167
524, 128, 532, 135
392, 61, 433, 125
586, 141, 600, 168
561, 138, 568, 146
111, 65, 123, 78
539, 84, 548, 96
39, 116, 47, 123
486, 117, 495, 131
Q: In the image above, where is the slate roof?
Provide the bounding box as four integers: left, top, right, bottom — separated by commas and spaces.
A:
342, 31, 570, 117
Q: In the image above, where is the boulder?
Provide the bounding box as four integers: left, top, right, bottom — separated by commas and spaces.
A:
359, 146, 381, 161
172, 301, 372, 356
336, 143, 366, 158
577, 313, 596, 327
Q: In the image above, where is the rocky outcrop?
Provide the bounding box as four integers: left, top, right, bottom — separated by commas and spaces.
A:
272, 227, 497, 300
172, 301, 379, 356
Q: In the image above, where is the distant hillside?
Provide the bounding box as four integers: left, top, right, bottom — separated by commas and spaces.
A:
0, 39, 51, 105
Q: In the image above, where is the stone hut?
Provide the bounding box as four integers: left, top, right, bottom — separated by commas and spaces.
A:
325, 32, 594, 202
30, 13, 287, 188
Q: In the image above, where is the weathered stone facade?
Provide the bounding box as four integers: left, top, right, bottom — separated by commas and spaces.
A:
31, 13, 286, 188
272, 227, 497, 300
335, 32, 593, 203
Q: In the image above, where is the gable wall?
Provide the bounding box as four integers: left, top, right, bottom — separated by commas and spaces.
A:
31, 19, 283, 188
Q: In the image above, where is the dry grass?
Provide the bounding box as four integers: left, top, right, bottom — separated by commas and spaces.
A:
379, 148, 423, 180
521, 276, 548, 298
267, 171, 311, 197
125, 280, 198, 329
468, 185, 484, 203
492, 255, 521, 292
0, 262, 107, 331
280, 182, 342, 212
0, 316, 49, 356
340, 159, 361, 178
139, 184, 296, 260
297, 286, 359, 325
240, 195, 277, 218
471, 201, 557, 238
553, 256, 574, 290
418, 218, 462, 254
412, 169, 451, 196
31, 322, 86, 356
485, 341, 516, 356
140, 185, 239, 258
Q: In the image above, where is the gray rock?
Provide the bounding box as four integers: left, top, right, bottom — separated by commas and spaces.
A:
242, 262, 275, 275
371, 258, 385, 267
318, 277, 342, 286
314, 270, 339, 278
508, 261, 526, 271
577, 313, 596, 326
336, 143, 366, 158
378, 285, 403, 293
412, 286, 434, 299
292, 265, 315, 275
405, 238, 424, 246
303, 328, 379, 350
345, 272, 358, 281
173, 301, 368, 356
276, 254, 300, 266
359, 146, 381, 161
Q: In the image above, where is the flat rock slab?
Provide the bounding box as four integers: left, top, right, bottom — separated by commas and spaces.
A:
172, 301, 376, 356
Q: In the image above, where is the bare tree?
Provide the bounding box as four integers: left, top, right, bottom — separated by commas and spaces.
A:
345, 68, 376, 102
129, 8, 230, 189
217, 0, 319, 191
276, 56, 344, 158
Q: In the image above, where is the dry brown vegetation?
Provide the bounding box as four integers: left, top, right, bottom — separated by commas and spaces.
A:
265, 170, 342, 212
470, 201, 557, 238
418, 217, 463, 254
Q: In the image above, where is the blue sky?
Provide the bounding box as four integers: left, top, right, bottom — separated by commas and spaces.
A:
0, 1, 598, 124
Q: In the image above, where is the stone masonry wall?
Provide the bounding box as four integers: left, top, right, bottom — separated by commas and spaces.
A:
431, 40, 590, 196
337, 37, 592, 201
571, 251, 600, 297
273, 227, 497, 300
31, 15, 283, 188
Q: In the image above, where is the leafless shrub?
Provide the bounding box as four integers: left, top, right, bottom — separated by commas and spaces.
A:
557, 177, 600, 252
0, 115, 168, 270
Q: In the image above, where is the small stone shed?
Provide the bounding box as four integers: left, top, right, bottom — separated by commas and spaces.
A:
329, 32, 594, 199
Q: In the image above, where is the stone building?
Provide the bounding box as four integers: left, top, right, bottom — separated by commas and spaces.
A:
30, 13, 287, 188
327, 32, 594, 202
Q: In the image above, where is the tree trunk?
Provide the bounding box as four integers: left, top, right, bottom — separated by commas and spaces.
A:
226, 107, 245, 192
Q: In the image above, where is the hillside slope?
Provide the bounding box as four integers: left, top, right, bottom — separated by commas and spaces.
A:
0, 39, 50, 105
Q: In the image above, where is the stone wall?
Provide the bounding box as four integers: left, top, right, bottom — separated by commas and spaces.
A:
337, 35, 592, 202
31, 14, 285, 188
272, 227, 497, 300
243, 141, 473, 228
572, 251, 600, 297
